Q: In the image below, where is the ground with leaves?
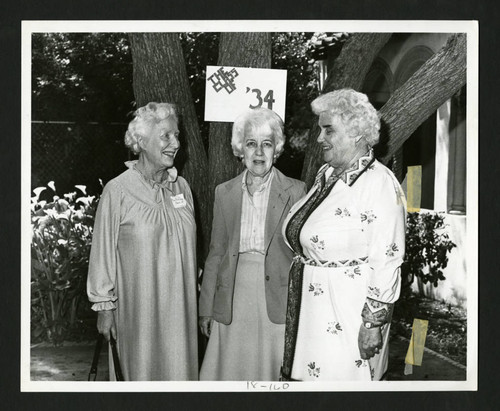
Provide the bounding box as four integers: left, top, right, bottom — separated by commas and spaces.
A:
392, 293, 467, 365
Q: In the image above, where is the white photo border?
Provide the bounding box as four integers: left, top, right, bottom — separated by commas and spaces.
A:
21, 19, 478, 392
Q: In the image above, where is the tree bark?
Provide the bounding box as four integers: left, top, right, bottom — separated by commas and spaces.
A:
378, 33, 467, 164
301, 33, 392, 187
205, 33, 272, 256
128, 33, 210, 258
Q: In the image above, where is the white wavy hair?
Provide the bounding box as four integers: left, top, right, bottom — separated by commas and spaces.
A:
311, 89, 380, 147
231, 108, 285, 158
124, 102, 178, 154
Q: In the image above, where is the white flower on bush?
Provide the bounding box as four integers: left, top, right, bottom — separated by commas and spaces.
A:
64, 192, 77, 202
77, 196, 95, 207
75, 185, 87, 195
32, 187, 46, 200
73, 209, 85, 221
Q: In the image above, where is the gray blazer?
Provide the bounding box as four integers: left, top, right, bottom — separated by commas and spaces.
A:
199, 168, 307, 325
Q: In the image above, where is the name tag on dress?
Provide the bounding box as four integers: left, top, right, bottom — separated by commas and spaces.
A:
171, 193, 187, 208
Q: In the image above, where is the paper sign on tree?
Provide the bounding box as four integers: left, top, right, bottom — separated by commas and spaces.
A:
204, 65, 287, 122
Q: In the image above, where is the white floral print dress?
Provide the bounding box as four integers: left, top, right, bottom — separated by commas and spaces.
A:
282, 153, 406, 381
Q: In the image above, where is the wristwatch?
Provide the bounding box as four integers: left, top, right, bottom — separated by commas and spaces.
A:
363, 321, 379, 329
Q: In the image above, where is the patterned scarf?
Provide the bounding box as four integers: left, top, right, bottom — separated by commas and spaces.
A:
280, 153, 375, 381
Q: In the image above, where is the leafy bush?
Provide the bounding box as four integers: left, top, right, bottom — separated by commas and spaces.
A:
31, 182, 100, 345
401, 211, 457, 296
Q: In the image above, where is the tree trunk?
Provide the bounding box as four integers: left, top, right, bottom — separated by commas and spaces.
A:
205, 33, 272, 257
378, 34, 467, 164
301, 33, 392, 187
128, 33, 210, 259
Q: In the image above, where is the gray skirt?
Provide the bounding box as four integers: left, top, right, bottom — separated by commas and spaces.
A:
200, 253, 285, 381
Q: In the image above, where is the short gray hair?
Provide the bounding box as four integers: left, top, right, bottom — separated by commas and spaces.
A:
231, 108, 285, 158
124, 102, 178, 154
311, 89, 380, 147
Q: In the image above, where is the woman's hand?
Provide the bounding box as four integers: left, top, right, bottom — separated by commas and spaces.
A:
97, 310, 117, 342
199, 316, 213, 338
358, 324, 383, 360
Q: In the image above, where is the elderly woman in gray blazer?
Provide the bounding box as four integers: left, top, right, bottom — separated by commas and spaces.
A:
198, 108, 306, 381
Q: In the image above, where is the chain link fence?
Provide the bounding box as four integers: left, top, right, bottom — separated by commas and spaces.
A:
32, 121, 132, 196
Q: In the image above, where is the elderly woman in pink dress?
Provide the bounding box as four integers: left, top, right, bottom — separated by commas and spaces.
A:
281, 89, 406, 381
198, 108, 306, 381
87, 102, 198, 381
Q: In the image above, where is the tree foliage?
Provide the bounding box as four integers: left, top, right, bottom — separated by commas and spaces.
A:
271, 32, 320, 176
32, 32, 320, 143
179, 33, 220, 148
32, 33, 134, 122
402, 212, 456, 291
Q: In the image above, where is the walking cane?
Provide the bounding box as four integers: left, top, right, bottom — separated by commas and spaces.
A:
88, 334, 124, 381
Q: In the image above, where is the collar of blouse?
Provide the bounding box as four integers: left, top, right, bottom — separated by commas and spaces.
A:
125, 160, 178, 190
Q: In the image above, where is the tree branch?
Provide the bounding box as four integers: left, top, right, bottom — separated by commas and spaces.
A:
378, 33, 467, 164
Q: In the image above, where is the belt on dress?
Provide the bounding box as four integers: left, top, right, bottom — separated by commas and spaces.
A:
292, 254, 369, 268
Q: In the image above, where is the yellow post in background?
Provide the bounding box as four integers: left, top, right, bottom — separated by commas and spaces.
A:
406, 165, 422, 213
405, 318, 429, 366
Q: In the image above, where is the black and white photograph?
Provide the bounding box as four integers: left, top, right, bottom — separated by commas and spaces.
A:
20, 20, 478, 392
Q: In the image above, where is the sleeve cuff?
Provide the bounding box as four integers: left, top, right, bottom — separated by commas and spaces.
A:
361, 298, 394, 325
91, 301, 116, 311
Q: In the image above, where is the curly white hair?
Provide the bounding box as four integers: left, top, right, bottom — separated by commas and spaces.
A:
311, 89, 380, 147
124, 102, 178, 154
231, 108, 285, 158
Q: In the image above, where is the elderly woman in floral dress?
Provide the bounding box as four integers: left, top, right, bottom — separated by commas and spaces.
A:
87, 102, 198, 381
281, 89, 406, 381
